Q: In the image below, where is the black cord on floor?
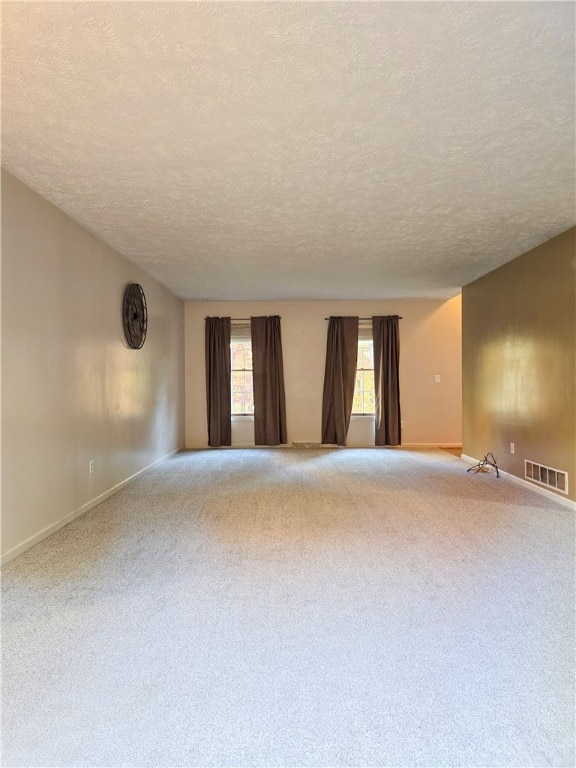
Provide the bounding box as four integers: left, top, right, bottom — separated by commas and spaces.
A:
467, 452, 500, 478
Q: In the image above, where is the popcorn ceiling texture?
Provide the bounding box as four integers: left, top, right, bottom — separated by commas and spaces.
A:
2, 2, 574, 301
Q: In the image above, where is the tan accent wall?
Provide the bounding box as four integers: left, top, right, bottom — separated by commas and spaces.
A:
185, 296, 462, 448
1, 171, 186, 562
462, 228, 576, 502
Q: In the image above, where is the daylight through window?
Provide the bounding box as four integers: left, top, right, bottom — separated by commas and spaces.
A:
231, 335, 254, 415
352, 337, 375, 414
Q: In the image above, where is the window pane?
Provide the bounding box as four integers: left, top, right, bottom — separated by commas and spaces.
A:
244, 371, 253, 398
365, 389, 375, 413
232, 370, 245, 389
231, 365, 254, 414
361, 343, 373, 369
352, 344, 375, 414
231, 341, 253, 371
232, 345, 245, 369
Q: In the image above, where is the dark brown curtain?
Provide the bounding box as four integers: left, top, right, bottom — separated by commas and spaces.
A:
205, 317, 231, 447
372, 315, 401, 446
321, 316, 359, 446
251, 316, 287, 445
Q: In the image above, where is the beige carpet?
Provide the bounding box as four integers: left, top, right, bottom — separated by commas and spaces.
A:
2, 448, 574, 767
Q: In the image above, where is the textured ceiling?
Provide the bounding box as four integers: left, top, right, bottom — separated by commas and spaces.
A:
2, 1, 575, 301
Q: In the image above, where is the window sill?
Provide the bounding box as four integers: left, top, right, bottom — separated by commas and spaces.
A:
351, 413, 375, 418
232, 414, 254, 420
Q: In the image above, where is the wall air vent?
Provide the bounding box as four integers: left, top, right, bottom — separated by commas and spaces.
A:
525, 461, 568, 495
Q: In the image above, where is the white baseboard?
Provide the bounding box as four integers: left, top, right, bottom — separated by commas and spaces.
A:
345, 443, 462, 449
0, 449, 180, 567
460, 453, 481, 465
461, 454, 576, 512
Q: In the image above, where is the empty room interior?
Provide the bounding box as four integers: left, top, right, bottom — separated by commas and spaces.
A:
1, 2, 575, 767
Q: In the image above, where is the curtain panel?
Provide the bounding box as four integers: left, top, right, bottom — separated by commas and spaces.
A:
251, 316, 287, 445
321, 316, 359, 446
205, 317, 231, 447
372, 315, 401, 446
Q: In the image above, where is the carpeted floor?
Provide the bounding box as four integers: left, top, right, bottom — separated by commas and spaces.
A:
2, 448, 574, 767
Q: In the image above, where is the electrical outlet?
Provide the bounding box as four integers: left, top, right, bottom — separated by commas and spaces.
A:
434, 374, 441, 383
89, 460, 95, 474
510, 443, 515, 454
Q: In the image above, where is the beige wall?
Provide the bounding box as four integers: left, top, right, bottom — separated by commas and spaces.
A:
185, 297, 462, 448
1, 170, 185, 562
462, 227, 576, 502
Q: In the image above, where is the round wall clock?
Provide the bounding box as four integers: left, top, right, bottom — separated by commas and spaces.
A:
122, 283, 148, 349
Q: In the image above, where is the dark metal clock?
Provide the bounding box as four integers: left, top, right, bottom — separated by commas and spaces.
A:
122, 283, 147, 349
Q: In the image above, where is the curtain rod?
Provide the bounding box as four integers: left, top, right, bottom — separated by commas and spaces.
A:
204, 317, 281, 321
205, 315, 400, 321
324, 316, 402, 320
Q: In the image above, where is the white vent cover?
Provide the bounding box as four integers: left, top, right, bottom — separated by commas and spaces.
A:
525, 461, 568, 495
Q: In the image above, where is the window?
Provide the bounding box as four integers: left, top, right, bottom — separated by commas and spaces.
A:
352, 332, 375, 414
231, 326, 254, 415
